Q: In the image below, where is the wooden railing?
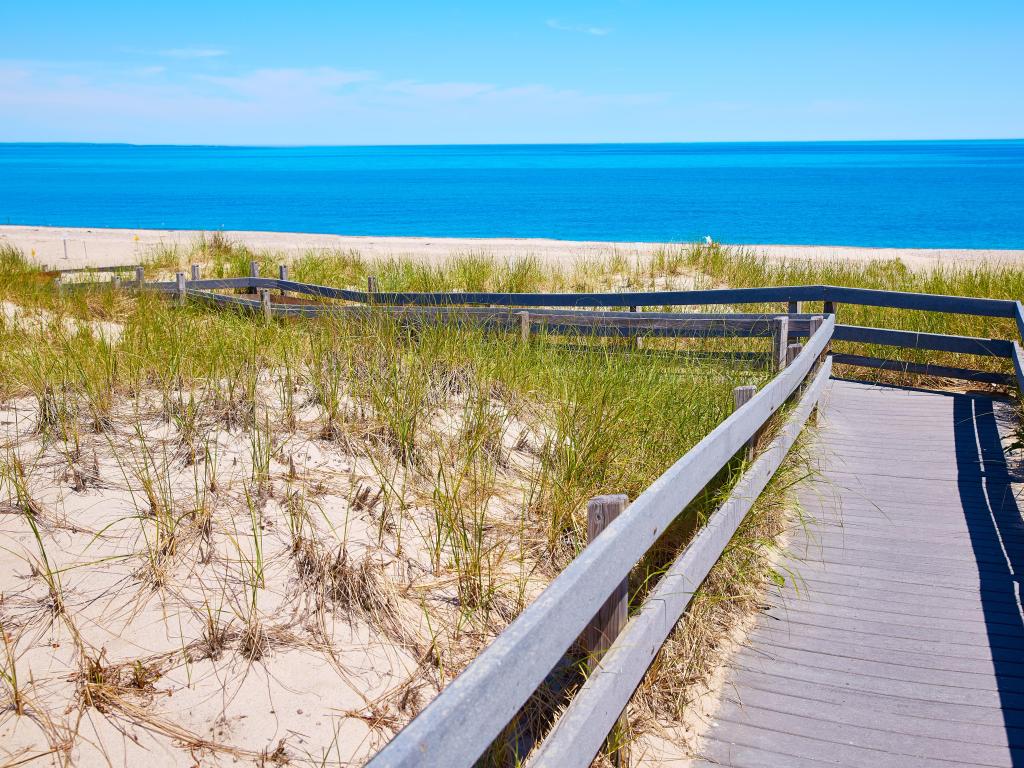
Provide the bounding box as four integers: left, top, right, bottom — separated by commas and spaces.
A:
60, 268, 1024, 765
64, 265, 1022, 387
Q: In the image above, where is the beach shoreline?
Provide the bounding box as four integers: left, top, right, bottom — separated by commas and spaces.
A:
3, 224, 1024, 271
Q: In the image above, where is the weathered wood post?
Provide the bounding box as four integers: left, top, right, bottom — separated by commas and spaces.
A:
786, 342, 803, 368
367, 275, 379, 294
823, 300, 838, 316
733, 385, 758, 460
54, 275, 63, 296
517, 310, 531, 344
175, 272, 186, 306
190, 264, 200, 281
770, 316, 789, 372
278, 264, 288, 298
112, 274, 121, 290
259, 289, 272, 323
788, 341, 805, 398
808, 315, 825, 423
787, 300, 802, 341
243, 262, 258, 296
809, 314, 825, 366
135, 266, 145, 288
584, 493, 630, 767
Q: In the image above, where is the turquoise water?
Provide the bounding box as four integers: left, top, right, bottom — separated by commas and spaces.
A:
1, 141, 1022, 248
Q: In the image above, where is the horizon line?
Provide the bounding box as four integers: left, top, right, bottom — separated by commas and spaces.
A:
2, 137, 1023, 150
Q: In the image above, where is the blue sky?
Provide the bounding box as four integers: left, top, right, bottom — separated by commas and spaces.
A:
1, 1, 1021, 145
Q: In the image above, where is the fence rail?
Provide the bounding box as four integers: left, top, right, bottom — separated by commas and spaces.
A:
100, 271, 1020, 387
366, 316, 835, 767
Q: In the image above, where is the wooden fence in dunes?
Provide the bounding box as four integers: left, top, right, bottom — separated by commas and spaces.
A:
61, 266, 1024, 766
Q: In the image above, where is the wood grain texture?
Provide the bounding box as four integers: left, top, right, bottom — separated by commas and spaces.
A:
694, 379, 1024, 768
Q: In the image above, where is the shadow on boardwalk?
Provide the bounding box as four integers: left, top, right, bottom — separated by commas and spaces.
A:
956, 393, 1024, 765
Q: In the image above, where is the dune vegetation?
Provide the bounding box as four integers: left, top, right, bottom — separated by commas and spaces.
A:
0, 237, 1018, 766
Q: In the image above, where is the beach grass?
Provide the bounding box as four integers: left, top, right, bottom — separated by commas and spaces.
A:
0, 242, 779, 764
0, 237, 1020, 765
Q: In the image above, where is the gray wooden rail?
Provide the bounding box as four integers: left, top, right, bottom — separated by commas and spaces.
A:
365, 316, 835, 767
65, 272, 1023, 389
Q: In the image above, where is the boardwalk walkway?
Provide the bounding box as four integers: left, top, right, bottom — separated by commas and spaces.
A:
695, 378, 1024, 767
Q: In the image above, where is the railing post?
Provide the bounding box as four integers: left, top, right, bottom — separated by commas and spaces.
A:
824, 300, 838, 316
771, 316, 789, 372
518, 310, 531, 344
787, 300, 802, 341
809, 314, 825, 367
247, 261, 259, 296
175, 272, 186, 306
135, 266, 145, 288
367, 275, 379, 294
786, 342, 803, 368
733, 385, 758, 460
259, 289, 272, 323
584, 493, 630, 767
279, 264, 288, 298
191, 263, 200, 281
809, 315, 825, 424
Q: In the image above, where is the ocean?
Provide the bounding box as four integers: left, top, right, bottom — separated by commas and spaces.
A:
1, 141, 1022, 248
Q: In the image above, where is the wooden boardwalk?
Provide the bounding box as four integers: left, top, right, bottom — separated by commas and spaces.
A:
695, 378, 1024, 767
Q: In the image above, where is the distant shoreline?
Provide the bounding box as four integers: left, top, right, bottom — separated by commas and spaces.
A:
3, 224, 1024, 271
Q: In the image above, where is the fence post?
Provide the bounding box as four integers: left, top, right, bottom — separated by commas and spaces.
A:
191, 263, 200, 281
259, 289, 272, 323
367, 275, 379, 294
809, 314, 825, 366
278, 264, 288, 298
787, 300, 802, 341
770, 316, 789, 372
517, 310, 531, 343
112, 274, 121, 290
584, 493, 630, 767
135, 266, 145, 288
786, 342, 803, 368
733, 385, 758, 460
175, 272, 186, 306
54, 275, 63, 296
823, 300, 838, 316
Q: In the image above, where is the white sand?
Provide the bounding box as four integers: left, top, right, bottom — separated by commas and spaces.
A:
4, 225, 1024, 271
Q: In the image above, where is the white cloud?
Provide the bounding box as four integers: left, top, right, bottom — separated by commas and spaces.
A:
159, 48, 227, 59
546, 19, 610, 36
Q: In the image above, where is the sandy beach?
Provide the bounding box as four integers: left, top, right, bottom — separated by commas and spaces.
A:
4, 225, 1024, 271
